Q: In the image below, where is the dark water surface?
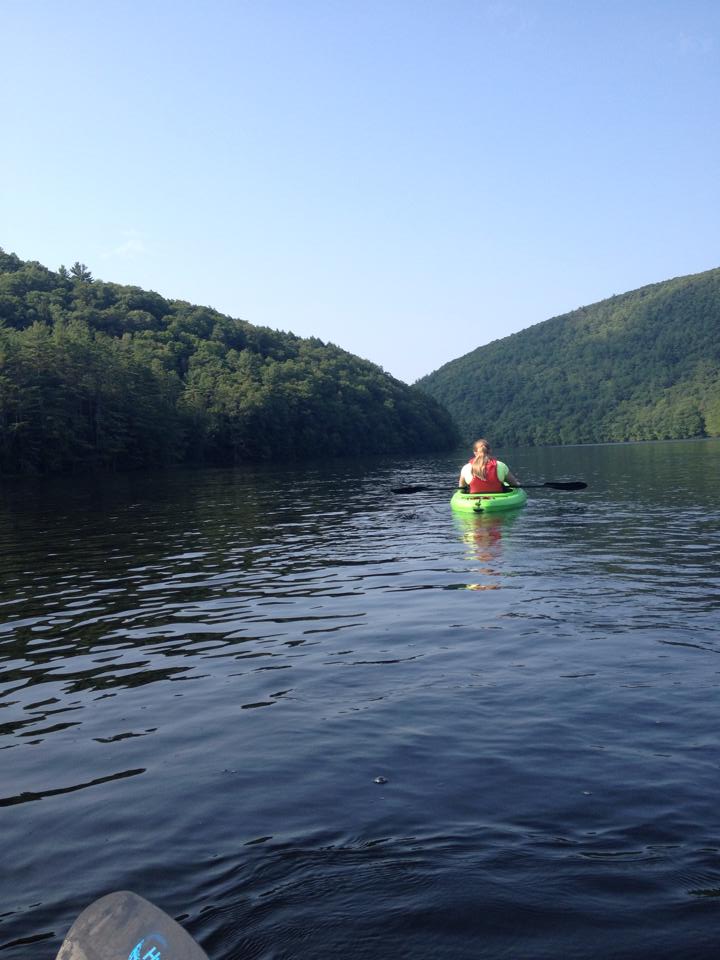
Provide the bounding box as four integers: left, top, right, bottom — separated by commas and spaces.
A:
1, 441, 719, 959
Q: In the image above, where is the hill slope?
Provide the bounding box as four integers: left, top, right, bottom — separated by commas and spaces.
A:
0, 250, 458, 474
416, 268, 720, 446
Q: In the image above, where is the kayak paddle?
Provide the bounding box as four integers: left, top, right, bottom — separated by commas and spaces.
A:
55, 890, 208, 960
520, 481, 587, 490
391, 481, 587, 494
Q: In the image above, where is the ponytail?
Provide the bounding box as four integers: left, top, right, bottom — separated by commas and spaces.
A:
471, 438, 492, 480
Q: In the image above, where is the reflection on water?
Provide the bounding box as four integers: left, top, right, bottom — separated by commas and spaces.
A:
1, 441, 719, 960
452, 512, 520, 590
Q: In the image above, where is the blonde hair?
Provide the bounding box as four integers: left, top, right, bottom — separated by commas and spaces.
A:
471, 438, 493, 480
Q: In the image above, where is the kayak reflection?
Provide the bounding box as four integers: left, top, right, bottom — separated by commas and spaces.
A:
452, 511, 521, 591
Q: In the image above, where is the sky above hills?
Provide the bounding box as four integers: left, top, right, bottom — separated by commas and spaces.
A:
2, 0, 719, 383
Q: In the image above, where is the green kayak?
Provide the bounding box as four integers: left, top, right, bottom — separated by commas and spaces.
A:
450, 487, 528, 514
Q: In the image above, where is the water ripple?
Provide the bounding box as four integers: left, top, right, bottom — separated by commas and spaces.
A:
1, 443, 719, 959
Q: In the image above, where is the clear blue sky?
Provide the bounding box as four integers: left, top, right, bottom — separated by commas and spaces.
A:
2, 0, 719, 382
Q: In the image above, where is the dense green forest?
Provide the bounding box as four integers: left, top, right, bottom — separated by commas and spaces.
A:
0, 250, 458, 474
416, 268, 720, 446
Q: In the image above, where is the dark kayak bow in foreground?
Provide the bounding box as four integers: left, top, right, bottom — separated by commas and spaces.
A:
391, 480, 588, 494
56, 891, 208, 960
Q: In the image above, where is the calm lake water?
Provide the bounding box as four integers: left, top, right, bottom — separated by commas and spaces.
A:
1, 440, 719, 960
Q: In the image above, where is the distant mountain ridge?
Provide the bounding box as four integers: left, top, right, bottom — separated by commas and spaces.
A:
416, 268, 720, 445
0, 249, 458, 474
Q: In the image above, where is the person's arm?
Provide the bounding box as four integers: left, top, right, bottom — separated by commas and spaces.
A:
497, 461, 519, 487
458, 464, 470, 489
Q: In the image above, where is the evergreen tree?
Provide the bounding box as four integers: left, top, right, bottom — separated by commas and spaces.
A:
70, 261, 93, 283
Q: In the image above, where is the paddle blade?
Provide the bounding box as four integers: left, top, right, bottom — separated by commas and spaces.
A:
56, 891, 208, 960
543, 481, 587, 490
391, 484, 429, 494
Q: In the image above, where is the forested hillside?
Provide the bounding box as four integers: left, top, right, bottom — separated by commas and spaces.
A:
416, 268, 720, 446
0, 250, 458, 474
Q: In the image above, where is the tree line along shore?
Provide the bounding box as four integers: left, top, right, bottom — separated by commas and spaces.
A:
417, 267, 720, 447
3, 250, 718, 477
0, 250, 458, 475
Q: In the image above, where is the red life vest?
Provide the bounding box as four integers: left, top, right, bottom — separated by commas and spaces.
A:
468, 457, 504, 493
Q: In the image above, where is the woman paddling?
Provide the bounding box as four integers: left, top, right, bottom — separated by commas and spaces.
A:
458, 439, 520, 493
